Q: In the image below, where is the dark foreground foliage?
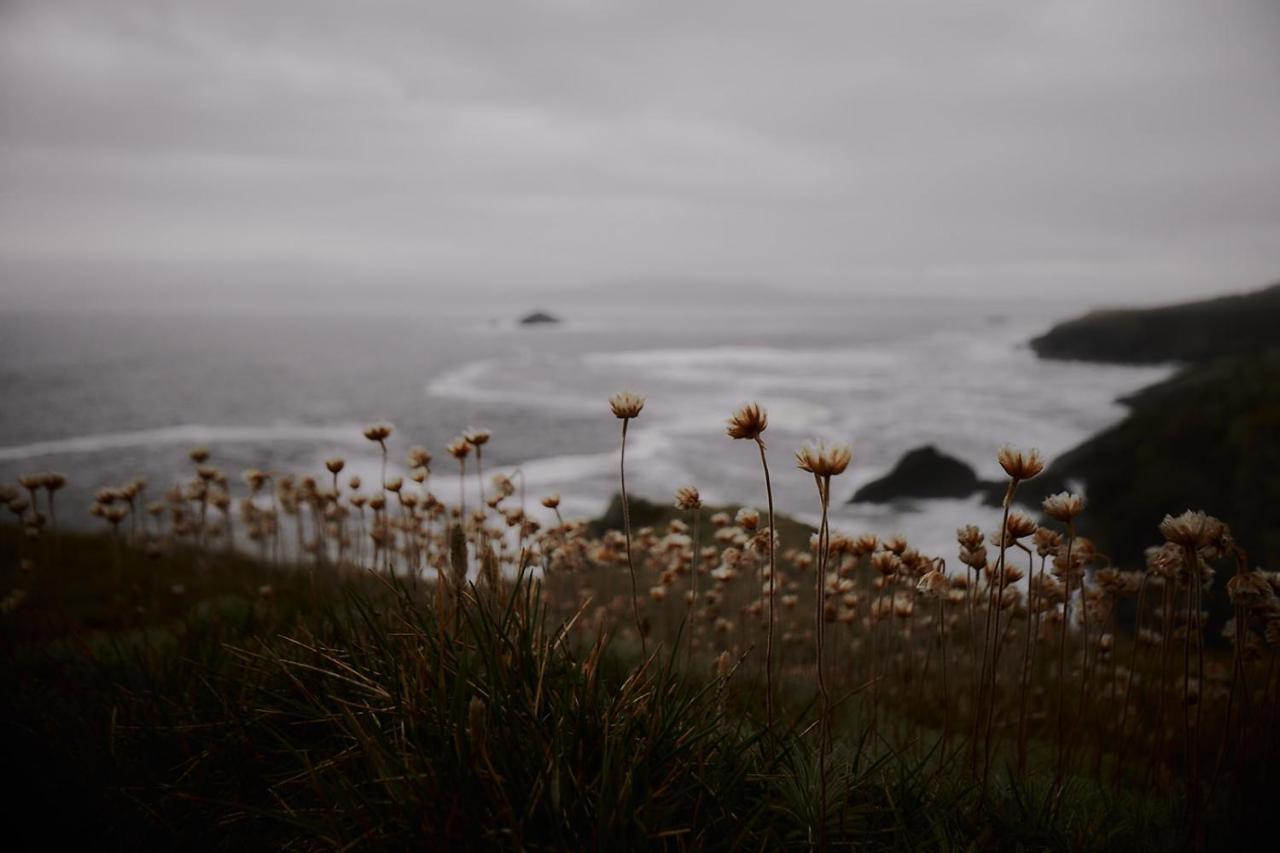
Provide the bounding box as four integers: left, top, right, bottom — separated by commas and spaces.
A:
1, 529, 1273, 851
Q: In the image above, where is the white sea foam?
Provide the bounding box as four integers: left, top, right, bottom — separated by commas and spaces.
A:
0, 423, 370, 463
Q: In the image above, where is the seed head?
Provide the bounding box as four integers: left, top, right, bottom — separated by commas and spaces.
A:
956, 524, 984, 550
726, 402, 768, 442
447, 438, 471, 460
1005, 511, 1038, 540
1042, 491, 1086, 523
1033, 526, 1062, 556
1159, 509, 1210, 548
917, 569, 950, 598
541, 492, 561, 509
188, 447, 210, 464
997, 446, 1044, 481
463, 428, 491, 447
363, 424, 393, 443
675, 485, 702, 511
1227, 570, 1274, 608
325, 458, 345, 475
795, 441, 852, 478
407, 446, 433, 468
609, 391, 645, 419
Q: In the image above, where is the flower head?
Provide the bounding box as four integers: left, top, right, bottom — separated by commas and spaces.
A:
609, 391, 645, 419
1005, 510, 1038, 539
1226, 570, 1274, 608
726, 402, 768, 442
675, 485, 702, 511
463, 428, 491, 447
363, 424, 393, 443
1160, 509, 1210, 548
446, 437, 471, 460
997, 446, 1044, 481
795, 441, 852, 478
1042, 492, 1086, 523
917, 569, 949, 599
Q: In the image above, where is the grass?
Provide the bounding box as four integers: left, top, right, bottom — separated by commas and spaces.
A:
2, 524, 1274, 851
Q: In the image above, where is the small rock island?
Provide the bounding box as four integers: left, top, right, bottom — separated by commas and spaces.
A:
519, 310, 561, 326
849, 445, 989, 503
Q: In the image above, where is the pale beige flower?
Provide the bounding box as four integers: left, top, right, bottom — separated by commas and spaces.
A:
794, 441, 852, 477
726, 402, 768, 442
997, 446, 1044, 481
609, 391, 645, 419
1042, 491, 1086, 523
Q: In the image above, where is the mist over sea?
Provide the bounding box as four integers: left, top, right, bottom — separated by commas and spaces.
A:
0, 294, 1173, 558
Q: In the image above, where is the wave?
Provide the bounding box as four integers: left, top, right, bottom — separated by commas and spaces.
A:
0, 423, 370, 463
425, 358, 603, 414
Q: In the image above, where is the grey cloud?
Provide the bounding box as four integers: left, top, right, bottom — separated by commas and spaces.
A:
2, 0, 1278, 306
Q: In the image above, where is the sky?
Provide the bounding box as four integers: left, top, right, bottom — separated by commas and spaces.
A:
2, 0, 1279, 309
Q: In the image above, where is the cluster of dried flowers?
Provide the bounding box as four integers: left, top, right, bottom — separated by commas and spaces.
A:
3, 395, 1278, 806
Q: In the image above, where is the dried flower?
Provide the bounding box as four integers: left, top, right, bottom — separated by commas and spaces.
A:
795, 441, 852, 478
997, 446, 1044, 481
726, 402, 768, 442
917, 569, 950, 598
1227, 571, 1274, 608
1159, 509, 1210, 547
675, 486, 702, 511
1005, 511, 1038, 540
1042, 492, 1086, 523
609, 391, 645, 419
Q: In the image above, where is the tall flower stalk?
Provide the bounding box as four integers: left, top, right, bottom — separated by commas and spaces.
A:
974, 447, 1042, 783
796, 439, 851, 849
610, 391, 647, 655
1043, 491, 1085, 787
675, 485, 703, 664
364, 425, 393, 572
727, 403, 776, 728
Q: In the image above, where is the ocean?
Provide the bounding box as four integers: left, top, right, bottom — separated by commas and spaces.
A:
0, 294, 1174, 559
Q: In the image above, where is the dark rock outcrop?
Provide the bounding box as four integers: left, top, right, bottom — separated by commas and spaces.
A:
849, 445, 991, 503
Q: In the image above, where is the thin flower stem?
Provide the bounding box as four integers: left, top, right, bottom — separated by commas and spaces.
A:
620, 418, 646, 656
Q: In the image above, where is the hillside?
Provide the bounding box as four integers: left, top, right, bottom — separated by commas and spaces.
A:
1030, 282, 1280, 363
1014, 280, 1280, 574
1005, 351, 1280, 571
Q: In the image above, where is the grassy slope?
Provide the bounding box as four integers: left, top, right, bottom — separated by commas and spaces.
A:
1029, 281, 1280, 364
0, 526, 1264, 851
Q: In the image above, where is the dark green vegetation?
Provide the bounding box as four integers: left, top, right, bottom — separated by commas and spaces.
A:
1022, 281, 1280, 572
1008, 352, 1280, 571
1, 526, 1272, 851
1029, 281, 1280, 364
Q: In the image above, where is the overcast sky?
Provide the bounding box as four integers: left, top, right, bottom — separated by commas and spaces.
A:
2, 0, 1279, 308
